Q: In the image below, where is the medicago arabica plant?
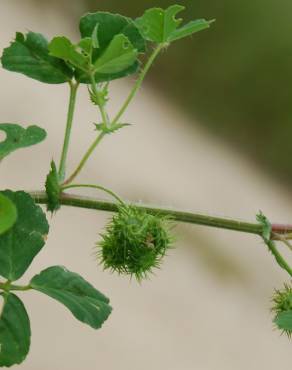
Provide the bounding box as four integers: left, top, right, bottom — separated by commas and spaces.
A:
0, 3, 291, 367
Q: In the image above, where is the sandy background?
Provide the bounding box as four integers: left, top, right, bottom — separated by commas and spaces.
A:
0, 1, 292, 369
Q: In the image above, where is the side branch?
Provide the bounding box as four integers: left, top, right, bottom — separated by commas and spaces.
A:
29, 191, 291, 237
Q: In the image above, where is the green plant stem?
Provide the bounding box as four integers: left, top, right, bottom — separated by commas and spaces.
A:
62, 75, 110, 185
32, 190, 277, 235
264, 239, 292, 277
112, 44, 163, 124
58, 81, 79, 182
89, 73, 110, 126
62, 46, 163, 185
62, 184, 125, 206
62, 132, 105, 185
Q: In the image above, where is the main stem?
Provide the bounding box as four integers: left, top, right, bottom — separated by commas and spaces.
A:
32, 191, 272, 235
112, 44, 163, 124
58, 81, 79, 182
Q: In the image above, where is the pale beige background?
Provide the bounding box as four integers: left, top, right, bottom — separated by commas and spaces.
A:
0, 1, 292, 369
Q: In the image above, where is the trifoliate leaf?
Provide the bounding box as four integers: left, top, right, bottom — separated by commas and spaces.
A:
45, 161, 61, 213
78, 11, 145, 83
0, 191, 49, 281
135, 5, 213, 44
94, 122, 130, 134
30, 266, 112, 329
1, 32, 73, 83
0, 293, 31, 367
0, 123, 46, 159
93, 34, 138, 74
0, 194, 17, 235
49, 36, 89, 72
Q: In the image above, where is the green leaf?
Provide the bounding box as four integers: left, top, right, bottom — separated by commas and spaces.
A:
30, 266, 112, 329
168, 19, 215, 42
0, 293, 31, 367
0, 123, 46, 159
1, 32, 73, 84
274, 310, 292, 332
78, 11, 145, 83
0, 191, 49, 281
0, 194, 17, 235
78, 37, 93, 55
49, 36, 89, 71
80, 12, 145, 52
0, 195, 17, 235
94, 34, 138, 74
45, 161, 61, 213
135, 5, 213, 44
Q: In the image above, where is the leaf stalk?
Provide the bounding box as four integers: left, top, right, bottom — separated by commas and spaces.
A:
58, 81, 79, 182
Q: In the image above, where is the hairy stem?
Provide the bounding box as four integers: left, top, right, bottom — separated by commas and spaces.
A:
112, 44, 163, 124
62, 184, 125, 206
58, 81, 79, 182
31, 191, 281, 236
89, 73, 110, 126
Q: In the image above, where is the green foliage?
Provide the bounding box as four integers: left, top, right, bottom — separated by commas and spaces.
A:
49, 36, 89, 72
135, 5, 213, 44
30, 266, 112, 329
0, 293, 31, 367
0, 123, 46, 159
45, 161, 61, 212
0, 194, 17, 235
93, 34, 138, 74
78, 11, 145, 83
0, 3, 217, 366
98, 205, 173, 280
0, 191, 49, 281
1, 32, 73, 84
79, 11, 145, 52
272, 284, 292, 336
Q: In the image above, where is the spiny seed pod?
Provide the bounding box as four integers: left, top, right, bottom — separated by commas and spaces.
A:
272, 283, 292, 337
97, 205, 173, 281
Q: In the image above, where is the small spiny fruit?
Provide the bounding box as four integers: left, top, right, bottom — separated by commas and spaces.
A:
272, 283, 292, 337
97, 205, 173, 281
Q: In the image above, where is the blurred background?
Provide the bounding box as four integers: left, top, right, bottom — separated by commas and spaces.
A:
1, 0, 292, 369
